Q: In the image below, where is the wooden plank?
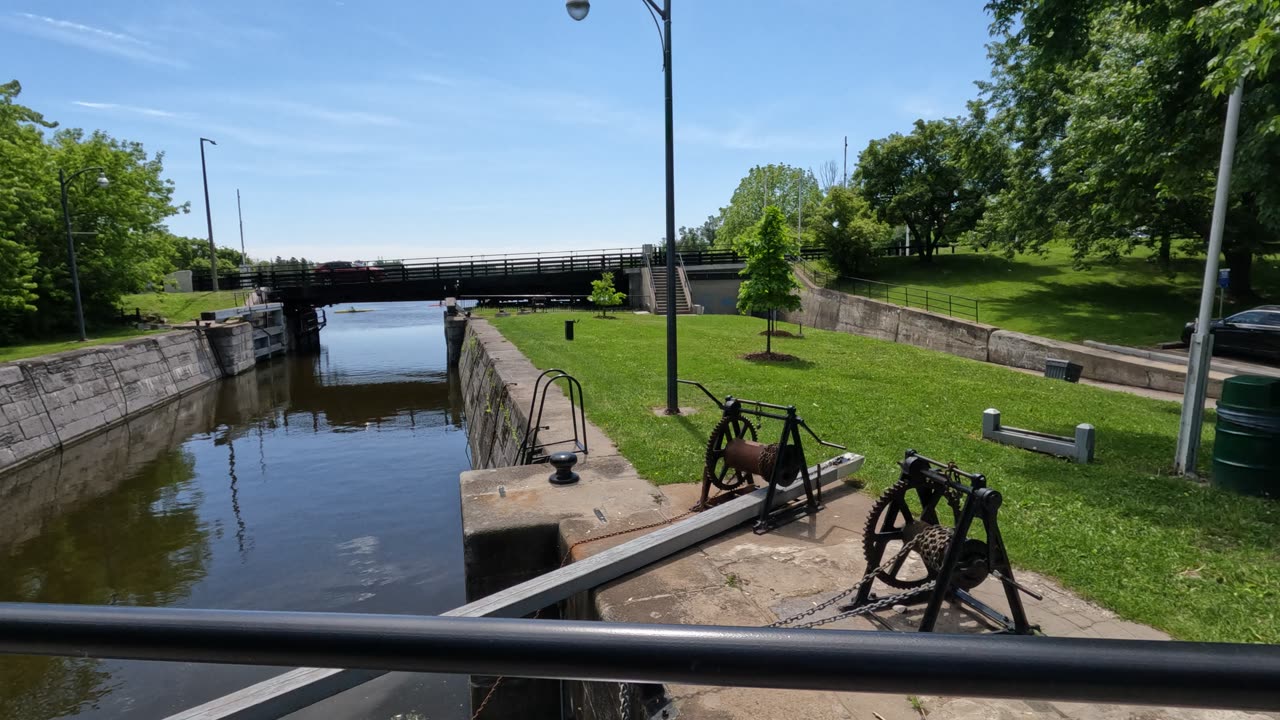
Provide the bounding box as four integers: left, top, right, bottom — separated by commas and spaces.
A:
165, 453, 863, 720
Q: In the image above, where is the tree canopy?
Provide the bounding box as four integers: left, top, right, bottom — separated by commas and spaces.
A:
812, 185, 892, 277
0, 80, 192, 341
854, 113, 1004, 263
979, 0, 1280, 297
717, 164, 820, 249
588, 271, 626, 317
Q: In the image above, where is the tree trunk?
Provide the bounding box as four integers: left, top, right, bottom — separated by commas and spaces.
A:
1157, 235, 1171, 271
766, 310, 773, 354
1224, 246, 1256, 302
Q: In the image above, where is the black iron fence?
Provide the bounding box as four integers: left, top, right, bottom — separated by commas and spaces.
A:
193, 246, 829, 292
0, 602, 1276, 713
804, 263, 980, 323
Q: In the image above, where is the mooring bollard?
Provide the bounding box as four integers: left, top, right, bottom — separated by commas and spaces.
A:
548, 452, 580, 485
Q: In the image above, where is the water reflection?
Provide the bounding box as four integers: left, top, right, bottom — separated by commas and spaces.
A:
0, 302, 469, 719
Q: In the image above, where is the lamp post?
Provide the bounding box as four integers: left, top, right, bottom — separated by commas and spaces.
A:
58, 167, 109, 342
200, 137, 218, 290
567, 0, 680, 415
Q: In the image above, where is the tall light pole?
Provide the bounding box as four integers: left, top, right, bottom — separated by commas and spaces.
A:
567, 0, 681, 415
58, 166, 109, 342
1174, 82, 1245, 476
237, 188, 247, 263
200, 137, 218, 290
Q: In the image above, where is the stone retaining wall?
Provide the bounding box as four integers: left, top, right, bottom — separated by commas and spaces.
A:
0, 326, 255, 473
781, 274, 1227, 397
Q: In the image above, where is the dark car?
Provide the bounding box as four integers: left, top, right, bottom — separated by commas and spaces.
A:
313, 260, 385, 282
1182, 305, 1280, 363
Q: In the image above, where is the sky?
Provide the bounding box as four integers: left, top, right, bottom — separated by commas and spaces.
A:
1, 1, 995, 262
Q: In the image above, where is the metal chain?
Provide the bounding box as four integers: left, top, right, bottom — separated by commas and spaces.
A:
618, 682, 632, 720
769, 537, 924, 629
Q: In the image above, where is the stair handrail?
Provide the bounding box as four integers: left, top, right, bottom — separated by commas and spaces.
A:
516, 368, 588, 464
675, 252, 694, 311
641, 252, 658, 313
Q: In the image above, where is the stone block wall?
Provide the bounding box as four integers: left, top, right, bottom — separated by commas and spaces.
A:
0, 329, 231, 473
781, 274, 1226, 398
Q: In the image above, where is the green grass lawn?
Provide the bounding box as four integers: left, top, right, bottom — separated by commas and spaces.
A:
818, 245, 1280, 347
0, 326, 163, 363
119, 290, 248, 324
491, 311, 1279, 643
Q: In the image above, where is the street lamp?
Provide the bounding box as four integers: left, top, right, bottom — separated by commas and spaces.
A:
58, 167, 109, 342
567, 0, 680, 415
200, 137, 218, 290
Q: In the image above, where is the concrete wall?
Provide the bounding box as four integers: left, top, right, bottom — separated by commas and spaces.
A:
0, 326, 255, 473
781, 276, 1228, 397
688, 277, 742, 314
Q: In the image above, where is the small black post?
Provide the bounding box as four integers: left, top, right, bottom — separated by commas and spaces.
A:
564, 320, 575, 341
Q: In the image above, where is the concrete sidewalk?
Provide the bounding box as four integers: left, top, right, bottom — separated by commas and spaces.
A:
574, 481, 1273, 720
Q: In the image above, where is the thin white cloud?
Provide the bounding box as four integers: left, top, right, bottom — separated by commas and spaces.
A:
4, 12, 188, 68
248, 99, 405, 128
899, 95, 943, 120
72, 101, 180, 119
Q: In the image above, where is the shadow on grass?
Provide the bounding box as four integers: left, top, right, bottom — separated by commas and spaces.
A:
741, 354, 817, 369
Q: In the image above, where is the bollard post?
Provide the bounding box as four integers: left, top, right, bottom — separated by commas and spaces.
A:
565, 319, 575, 341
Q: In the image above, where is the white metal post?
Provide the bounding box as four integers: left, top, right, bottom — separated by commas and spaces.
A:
1174, 82, 1244, 476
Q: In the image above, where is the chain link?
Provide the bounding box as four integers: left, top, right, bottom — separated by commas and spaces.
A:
618, 682, 632, 720
769, 537, 924, 629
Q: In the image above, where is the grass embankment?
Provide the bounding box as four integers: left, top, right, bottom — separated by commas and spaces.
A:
0, 291, 245, 363
821, 245, 1280, 347
491, 312, 1278, 643
119, 290, 246, 324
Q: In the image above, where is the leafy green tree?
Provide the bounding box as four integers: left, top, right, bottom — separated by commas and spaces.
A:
812, 186, 892, 277
736, 206, 802, 355
981, 0, 1280, 298
717, 164, 821, 249
0, 81, 54, 341
677, 215, 721, 252
588, 271, 626, 317
854, 113, 1003, 263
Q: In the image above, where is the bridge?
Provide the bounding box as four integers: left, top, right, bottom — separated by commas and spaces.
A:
195, 246, 827, 309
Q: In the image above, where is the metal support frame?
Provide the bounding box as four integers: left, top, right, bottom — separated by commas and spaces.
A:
517, 368, 587, 464
680, 379, 846, 532
846, 451, 1035, 635
0, 603, 1277, 712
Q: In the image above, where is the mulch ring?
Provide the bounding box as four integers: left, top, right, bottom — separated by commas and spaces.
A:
758, 329, 800, 337
742, 351, 799, 362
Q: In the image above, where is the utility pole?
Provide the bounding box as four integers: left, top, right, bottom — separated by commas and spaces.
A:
1174, 82, 1244, 476
843, 135, 848, 187
200, 138, 218, 290
237, 189, 246, 262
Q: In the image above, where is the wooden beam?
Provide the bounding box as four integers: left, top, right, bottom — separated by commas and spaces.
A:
165, 453, 864, 720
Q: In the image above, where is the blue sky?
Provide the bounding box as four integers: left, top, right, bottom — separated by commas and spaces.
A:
1, 1, 994, 262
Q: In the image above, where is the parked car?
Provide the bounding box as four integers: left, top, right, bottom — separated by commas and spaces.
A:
1182, 305, 1280, 363
313, 260, 385, 282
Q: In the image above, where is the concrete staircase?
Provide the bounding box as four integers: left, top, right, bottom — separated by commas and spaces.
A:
650, 266, 693, 314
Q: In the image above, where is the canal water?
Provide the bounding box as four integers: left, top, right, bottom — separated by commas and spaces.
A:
0, 302, 470, 720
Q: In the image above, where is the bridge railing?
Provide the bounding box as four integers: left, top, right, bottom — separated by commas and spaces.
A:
193, 246, 830, 292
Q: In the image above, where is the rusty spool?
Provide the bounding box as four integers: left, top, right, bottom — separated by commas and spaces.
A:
723, 439, 804, 486
902, 520, 990, 591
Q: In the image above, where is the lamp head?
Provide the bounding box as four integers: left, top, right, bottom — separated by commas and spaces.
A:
95, 172, 109, 189
201, 137, 217, 146
566, 0, 589, 21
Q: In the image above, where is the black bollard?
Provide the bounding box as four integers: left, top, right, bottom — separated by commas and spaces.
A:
564, 319, 575, 341
548, 452, 580, 485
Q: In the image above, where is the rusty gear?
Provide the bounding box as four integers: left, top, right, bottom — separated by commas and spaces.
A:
704, 415, 757, 491
862, 475, 962, 589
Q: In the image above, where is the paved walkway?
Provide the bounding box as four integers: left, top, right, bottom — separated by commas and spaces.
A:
577, 481, 1272, 720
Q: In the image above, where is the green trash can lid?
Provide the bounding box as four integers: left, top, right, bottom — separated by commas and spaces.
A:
1220, 375, 1280, 412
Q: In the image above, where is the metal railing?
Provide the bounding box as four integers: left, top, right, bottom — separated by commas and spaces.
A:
804, 263, 980, 322
0, 602, 1276, 713
195, 246, 830, 292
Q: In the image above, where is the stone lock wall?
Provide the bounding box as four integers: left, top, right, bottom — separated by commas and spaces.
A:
0, 327, 254, 473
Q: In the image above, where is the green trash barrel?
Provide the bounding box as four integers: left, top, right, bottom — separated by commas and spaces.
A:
1212, 375, 1280, 498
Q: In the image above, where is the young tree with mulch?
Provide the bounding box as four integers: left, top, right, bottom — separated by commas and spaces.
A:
589, 271, 626, 318
735, 205, 802, 359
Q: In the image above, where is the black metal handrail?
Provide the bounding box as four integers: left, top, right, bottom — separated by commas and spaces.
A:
803, 263, 980, 322
0, 602, 1275, 711
194, 246, 830, 291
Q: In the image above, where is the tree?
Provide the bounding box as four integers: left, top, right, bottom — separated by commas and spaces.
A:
0, 81, 54, 341
816, 160, 842, 192
980, 0, 1280, 298
854, 113, 1003, 263
812, 186, 892, 277
588, 271, 626, 317
677, 215, 720, 252
717, 164, 821, 249
736, 206, 802, 355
